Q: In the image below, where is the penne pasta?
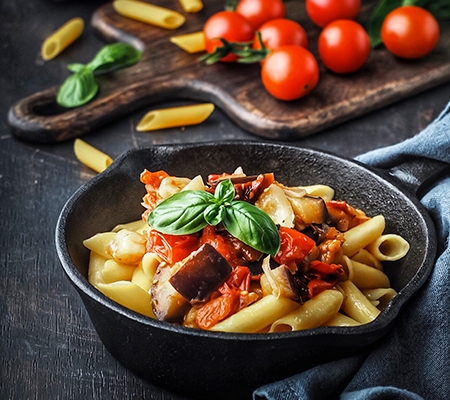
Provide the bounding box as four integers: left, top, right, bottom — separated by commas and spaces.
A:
131, 265, 152, 292
342, 214, 385, 257
141, 252, 161, 283
97, 281, 155, 318
209, 295, 298, 333
83, 232, 116, 259
269, 290, 344, 332
136, 103, 215, 132
88, 251, 108, 288
102, 259, 136, 283
351, 248, 383, 270
74, 139, 113, 174
41, 17, 84, 61
170, 31, 205, 53
339, 280, 381, 324
362, 288, 397, 310
343, 256, 390, 290
300, 184, 335, 202
323, 312, 361, 327
112, 219, 148, 234
113, 0, 185, 29
178, 0, 203, 13
366, 234, 410, 261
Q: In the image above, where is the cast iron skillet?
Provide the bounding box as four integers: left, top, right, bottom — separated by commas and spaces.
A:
55, 142, 448, 400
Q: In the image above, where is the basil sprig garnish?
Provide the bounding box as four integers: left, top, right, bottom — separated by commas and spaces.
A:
148, 179, 281, 257
57, 42, 142, 108
368, 0, 450, 48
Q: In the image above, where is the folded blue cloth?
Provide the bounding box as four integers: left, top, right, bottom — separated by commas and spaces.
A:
254, 103, 450, 400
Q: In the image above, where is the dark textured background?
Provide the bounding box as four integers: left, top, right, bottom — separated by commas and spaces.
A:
1, 1, 450, 399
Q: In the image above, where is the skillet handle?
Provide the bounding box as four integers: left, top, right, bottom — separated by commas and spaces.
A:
388, 157, 450, 197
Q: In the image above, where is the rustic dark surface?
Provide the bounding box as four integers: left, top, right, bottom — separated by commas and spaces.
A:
8, 0, 450, 142
1, 1, 450, 399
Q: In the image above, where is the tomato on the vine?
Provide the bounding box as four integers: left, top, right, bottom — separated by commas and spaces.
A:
306, 0, 361, 28
381, 6, 439, 59
236, 0, 286, 30
203, 11, 254, 62
318, 19, 370, 73
253, 18, 309, 51
261, 45, 319, 101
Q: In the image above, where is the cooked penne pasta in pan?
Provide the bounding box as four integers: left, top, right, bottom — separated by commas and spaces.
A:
84, 167, 409, 333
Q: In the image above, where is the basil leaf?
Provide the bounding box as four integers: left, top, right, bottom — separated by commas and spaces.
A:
214, 179, 235, 204
223, 201, 280, 257
204, 204, 226, 226
148, 190, 214, 235
56, 66, 98, 108
87, 42, 143, 74
67, 63, 86, 73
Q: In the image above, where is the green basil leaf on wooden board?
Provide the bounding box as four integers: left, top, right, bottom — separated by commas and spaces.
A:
56, 42, 142, 108
56, 67, 98, 108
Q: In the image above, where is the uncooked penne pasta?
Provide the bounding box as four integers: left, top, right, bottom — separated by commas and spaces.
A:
343, 256, 390, 290
366, 234, 410, 261
209, 295, 298, 333
269, 290, 343, 332
113, 0, 185, 29
342, 215, 385, 257
41, 17, 84, 61
339, 280, 381, 324
136, 103, 215, 132
97, 281, 155, 318
74, 139, 113, 173
170, 31, 205, 53
178, 0, 203, 13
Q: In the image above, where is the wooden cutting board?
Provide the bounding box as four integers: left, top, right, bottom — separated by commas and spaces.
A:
8, 0, 450, 143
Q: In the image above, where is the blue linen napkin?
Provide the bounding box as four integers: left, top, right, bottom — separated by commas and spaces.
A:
253, 103, 450, 400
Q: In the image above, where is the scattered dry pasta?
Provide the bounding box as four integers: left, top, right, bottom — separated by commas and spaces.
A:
41, 17, 84, 61
73, 139, 113, 173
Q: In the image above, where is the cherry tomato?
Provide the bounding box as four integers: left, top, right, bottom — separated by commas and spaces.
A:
147, 230, 200, 264
261, 45, 319, 101
236, 0, 286, 30
203, 11, 254, 62
306, 0, 361, 28
274, 226, 316, 267
318, 19, 370, 73
381, 6, 439, 59
253, 18, 308, 51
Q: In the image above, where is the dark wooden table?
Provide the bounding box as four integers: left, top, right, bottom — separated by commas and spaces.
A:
1, 1, 449, 399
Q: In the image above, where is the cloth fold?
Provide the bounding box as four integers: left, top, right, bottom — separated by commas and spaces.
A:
254, 103, 450, 400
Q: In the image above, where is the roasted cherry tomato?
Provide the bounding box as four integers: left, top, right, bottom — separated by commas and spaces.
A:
236, 0, 286, 31
146, 230, 200, 264
253, 18, 308, 51
306, 0, 361, 28
203, 11, 254, 62
381, 6, 439, 59
318, 19, 370, 73
261, 45, 319, 101
274, 226, 316, 269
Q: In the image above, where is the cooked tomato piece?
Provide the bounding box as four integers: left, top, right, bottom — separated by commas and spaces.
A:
274, 226, 316, 270
195, 292, 240, 329
147, 230, 200, 264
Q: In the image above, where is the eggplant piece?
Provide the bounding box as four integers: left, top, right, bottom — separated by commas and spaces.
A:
151, 262, 190, 322
284, 191, 329, 226
169, 244, 232, 303
261, 263, 300, 301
